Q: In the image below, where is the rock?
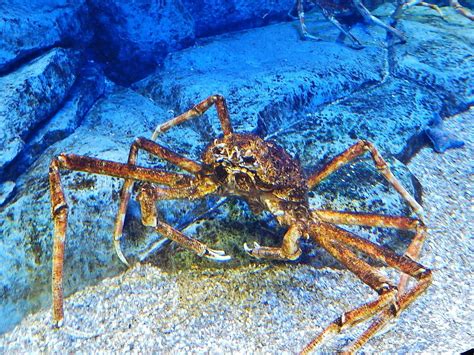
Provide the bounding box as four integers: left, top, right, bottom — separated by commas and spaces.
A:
85, 1, 297, 84
425, 125, 465, 153
87, 0, 195, 84
271, 78, 442, 166
134, 22, 386, 138
4, 64, 107, 180
182, 0, 294, 37
392, 9, 474, 114
0, 48, 80, 175
0, 0, 90, 73
0, 181, 15, 206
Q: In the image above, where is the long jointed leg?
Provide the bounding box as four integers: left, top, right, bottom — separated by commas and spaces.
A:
313, 209, 423, 230
151, 94, 233, 140
113, 137, 203, 265
303, 222, 431, 353
136, 184, 229, 261
336, 226, 431, 352
352, 0, 407, 43
49, 154, 195, 327
154, 219, 230, 261
244, 224, 302, 260
303, 226, 401, 353
315, 209, 428, 295
320, 7, 364, 48
398, 0, 443, 17
308, 225, 431, 352
450, 0, 474, 20
307, 140, 423, 220
313, 209, 428, 293
294, 0, 321, 40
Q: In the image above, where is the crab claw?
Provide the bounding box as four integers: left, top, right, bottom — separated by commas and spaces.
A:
243, 242, 261, 256
203, 247, 232, 262
114, 238, 130, 266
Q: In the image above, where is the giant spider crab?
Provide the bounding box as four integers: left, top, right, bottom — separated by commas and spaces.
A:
290, 0, 473, 47
50, 95, 431, 352
289, 0, 408, 47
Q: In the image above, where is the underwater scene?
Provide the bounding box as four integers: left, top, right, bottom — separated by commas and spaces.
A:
0, 0, 473, 352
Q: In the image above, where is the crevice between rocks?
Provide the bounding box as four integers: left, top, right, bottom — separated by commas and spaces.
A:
0, 65, 106, 207
0, 43, 79, 78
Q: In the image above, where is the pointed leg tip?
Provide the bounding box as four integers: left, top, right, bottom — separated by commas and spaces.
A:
52, 319, 64, 329
204, 248, 232, 262
115, 247, 130, 266
243, 242, 261, 257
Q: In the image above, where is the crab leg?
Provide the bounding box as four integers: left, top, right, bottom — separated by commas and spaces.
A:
302, 236, 398, 353
130, 168, 230, 261
296, 0, 321, 40
396, 0, 443, 17
135, 185, 229, 262
307, 140, 423, 220
316, 222, 432, 352
49, 154, 193, 327
313, 209, 427, 292
244, 224, 302, 260
450, 0, 474, 20
319, 7, 364, 48
352, 0, 407, 42
313, 210, 423, 230
152, 220, 230, 261
302, 222, 431, 353
113, 137, 202, 265
151, 94, 233, 140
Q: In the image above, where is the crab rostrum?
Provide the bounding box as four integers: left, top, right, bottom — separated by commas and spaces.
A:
49, 95, 431, 353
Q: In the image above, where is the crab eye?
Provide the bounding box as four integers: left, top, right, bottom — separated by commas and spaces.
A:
242, 156, 256, 164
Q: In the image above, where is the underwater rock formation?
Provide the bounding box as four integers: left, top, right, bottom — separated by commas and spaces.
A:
0, 0, 90, 73
134, 23, 386, 137
87, 0, 295, 83
182, 0, 294, 37
0, 48, 80, 175
87, 0, 195, 84
392, 10, 473, 114
3, 65, 107, 181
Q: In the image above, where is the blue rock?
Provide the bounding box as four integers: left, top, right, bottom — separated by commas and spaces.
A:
87, 0, 196, 84
0, 0, 90, 73
393, 12, 474, 114
425, 125, 465, 153
183, 0, 294, 37
0, 48, 80, 174
5, 64, 107, 180
134, 22, 386, 137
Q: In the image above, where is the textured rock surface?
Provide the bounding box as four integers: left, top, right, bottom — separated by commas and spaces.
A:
87, 0, 196, 84
0, 48, 80, 174
271, 77, 442, 165
3, 65, 107, 182
86, 0, 295, 83
135, 22, 386, 136
0, 0, 90, 73
182, 0, 294, 37
392, 6, 474, 113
